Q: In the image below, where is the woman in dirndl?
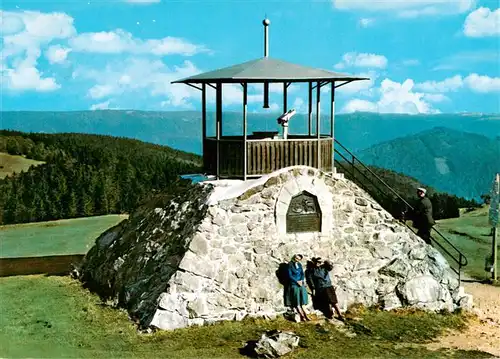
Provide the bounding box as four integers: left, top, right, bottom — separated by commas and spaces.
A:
285, 254, 310, 322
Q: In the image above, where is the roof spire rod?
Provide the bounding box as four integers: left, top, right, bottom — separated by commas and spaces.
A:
263, 17, 270, 58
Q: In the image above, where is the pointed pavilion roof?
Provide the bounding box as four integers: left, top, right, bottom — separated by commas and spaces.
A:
172, 57, 369, 84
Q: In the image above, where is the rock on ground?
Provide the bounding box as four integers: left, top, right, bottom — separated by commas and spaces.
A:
247, 330, 300, 358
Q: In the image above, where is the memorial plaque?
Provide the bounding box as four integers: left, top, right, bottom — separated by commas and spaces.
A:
286, 192, 321, 233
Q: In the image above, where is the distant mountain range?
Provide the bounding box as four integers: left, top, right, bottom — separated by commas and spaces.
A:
357, 127, 500, 200
1, 110, 499, 199
1, 111, 499, 155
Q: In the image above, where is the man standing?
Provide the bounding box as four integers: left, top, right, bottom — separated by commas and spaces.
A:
412, 187, 436, 245
306, 258, 344, 321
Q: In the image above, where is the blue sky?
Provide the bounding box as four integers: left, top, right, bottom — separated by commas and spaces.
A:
1, 0, 499, 114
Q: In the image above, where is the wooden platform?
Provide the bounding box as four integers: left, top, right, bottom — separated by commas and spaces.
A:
204, 135, 334, 178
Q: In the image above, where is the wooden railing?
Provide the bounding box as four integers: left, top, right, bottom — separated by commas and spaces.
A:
247, 138, 333, 176
204, 137, 333, 178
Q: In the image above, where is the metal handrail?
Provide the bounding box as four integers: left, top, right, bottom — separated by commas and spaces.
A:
333, 140, 468, 278
334, 158, 467, 273
335, 140, 414, 209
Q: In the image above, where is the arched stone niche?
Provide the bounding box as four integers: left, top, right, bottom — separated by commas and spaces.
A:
275, 173, 333, 234
286, 191, 322, 233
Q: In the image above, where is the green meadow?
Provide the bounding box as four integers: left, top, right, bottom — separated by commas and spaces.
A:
0, 152, 44, 179
0, 215, 127, 258
436, 206, 497, 281
0, 275, 490, 359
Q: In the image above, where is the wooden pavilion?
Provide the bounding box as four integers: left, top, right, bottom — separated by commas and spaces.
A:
172, 19, 368, 180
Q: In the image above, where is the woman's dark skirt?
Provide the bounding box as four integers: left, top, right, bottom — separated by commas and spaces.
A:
284, 284, 308, 307
315, 286, 338, 318
321, 286, 338, 304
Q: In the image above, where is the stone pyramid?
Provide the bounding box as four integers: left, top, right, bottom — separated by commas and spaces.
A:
79, 166, 471, 330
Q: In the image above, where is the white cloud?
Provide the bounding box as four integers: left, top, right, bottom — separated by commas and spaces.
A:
45, 45, 71, 64
1, 10, 210, 95
463, 7, 500, 37
1, 11, 75, 92
335, 71, 377, 95
423, 93, 450, 102
88, 84, 115, 99
4, 65, 60, 91
414, 75, 464, 92
2, 11, 75, 45
343, 99, 378, 113
464, 73, 500, 93
333, 0, 476, 18
73, 58, 202, 107
359, 18, 374, 27
415, 74, 500, 93
335, 52, 388, 69
344, 73, 500, 114
69, 29, 208, 56
90, 100, 112, 110
268, 103, 280, 112
342, 79, 438, 114
292, 97, 306, 113
0, 11, 25, 35
73, 58, 273, 109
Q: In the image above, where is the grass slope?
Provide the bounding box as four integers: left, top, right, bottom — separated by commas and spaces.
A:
0, 275, 491, 359
0, 152, 44, 179
0, 215, 127, 258
436, 206, 497, 281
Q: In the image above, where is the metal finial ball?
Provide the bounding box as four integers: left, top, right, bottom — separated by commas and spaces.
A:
263, 18, 270, 26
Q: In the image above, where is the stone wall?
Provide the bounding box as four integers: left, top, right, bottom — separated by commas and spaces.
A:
79, 183, 213, 325
80, 166, 469, 331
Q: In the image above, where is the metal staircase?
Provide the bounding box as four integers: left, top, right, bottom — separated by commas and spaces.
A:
333, 139, 468, 282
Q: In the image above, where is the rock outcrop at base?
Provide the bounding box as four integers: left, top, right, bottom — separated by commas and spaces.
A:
79, 166, 469, 330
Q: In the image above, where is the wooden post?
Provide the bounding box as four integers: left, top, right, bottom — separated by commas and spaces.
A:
243, 83, 248, 181
316, 82, 321, 170
493, 226, 498, 282
331, 82, 335, 174
216, 83, 222, 179
283, 82, 288, 139
490, 173, 499, 282
283, 83, 288, 112
202, 83, 207, 172
308, 82, 312, 136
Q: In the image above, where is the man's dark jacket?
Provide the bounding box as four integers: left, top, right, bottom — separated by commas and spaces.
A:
412, 196, 436, 229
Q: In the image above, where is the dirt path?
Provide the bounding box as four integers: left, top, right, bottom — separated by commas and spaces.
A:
427, 282, 500, 357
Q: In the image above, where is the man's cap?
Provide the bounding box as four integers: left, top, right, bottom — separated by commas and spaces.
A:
417, 187, 427, 194
323, 260, 334, 271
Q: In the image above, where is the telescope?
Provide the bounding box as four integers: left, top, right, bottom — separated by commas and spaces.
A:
277, 108, 296, 139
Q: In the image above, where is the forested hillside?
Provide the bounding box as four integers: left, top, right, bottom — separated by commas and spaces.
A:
357, 127, 500, 200
0, 131, 201, 224
0, 130, 481, 225
2, 111, 498, 201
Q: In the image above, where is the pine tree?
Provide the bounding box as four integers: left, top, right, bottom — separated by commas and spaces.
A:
66, 191, 78, 218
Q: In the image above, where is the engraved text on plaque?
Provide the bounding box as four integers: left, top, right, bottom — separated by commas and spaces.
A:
286, 191, 321, 233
